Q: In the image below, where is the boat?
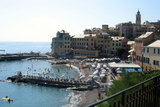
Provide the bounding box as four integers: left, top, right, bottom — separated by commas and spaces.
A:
2, 97, 13, 101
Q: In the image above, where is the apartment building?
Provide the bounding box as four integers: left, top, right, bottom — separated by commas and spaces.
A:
135, 32, 154, 68
143, 40, 160, 71
71, 34, 98, 57
110, 36, 127, 55
95, 32, 112, 56
51, 30, 72, 57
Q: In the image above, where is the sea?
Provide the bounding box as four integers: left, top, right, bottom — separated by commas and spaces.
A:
0, 42, 81, 107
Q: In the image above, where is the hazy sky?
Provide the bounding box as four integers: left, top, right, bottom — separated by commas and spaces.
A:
0, 0, 159, 42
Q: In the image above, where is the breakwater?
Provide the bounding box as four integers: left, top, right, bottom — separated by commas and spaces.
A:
7, 75, 90, 88
0, 53, 53, 61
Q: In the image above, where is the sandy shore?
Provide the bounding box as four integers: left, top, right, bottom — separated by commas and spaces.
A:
70, 63, 100, 107
78, 89, 99, 107
66, 60, 106, 107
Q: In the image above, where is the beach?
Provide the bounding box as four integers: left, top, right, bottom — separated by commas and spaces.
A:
67, 60, 106, 107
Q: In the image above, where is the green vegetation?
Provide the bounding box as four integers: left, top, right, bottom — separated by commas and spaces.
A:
108, 71, 160, 96
116, 47, 127, 59
98, 71, 160, 107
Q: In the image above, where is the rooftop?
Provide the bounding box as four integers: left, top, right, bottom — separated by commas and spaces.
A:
111, 36, 124, 40
137, 32, 153, 39
73, 34, 96, 38
146, 40, 160, 48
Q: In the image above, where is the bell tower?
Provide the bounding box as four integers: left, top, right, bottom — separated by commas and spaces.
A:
136, 10, 141, 25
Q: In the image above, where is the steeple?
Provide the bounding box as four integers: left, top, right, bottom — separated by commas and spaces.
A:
136, 10, 141, 25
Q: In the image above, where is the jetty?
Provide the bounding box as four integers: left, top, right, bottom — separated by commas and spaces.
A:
7, 73, 91, 90
0, 53, 54, 61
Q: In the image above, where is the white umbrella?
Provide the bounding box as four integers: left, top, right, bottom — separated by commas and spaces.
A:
80, 75, 85, 79
93, 75, 98, 80
88, 75, 94, 78
103, 64, 107, 68
93, 70, 99, 75
116, 67, 120, 71
100, 74, 105, 77
92, 64, 96, 68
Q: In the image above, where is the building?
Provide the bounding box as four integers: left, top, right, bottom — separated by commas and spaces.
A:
135, 32, 154, 69
84, 25, 119, 36
127, 41, 135, 62
116, 10, 157, 39
71, 34, 98, 57
95, 32, 112, 56
136, 10, 141, 25
116, 22, 133, 38
71, 34, 96, 50
143, 40, 160, 71
51, 30, 72, 57
110, 36, 128, 57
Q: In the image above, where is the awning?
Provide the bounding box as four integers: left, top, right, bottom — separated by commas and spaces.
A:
108, 63, 141, 68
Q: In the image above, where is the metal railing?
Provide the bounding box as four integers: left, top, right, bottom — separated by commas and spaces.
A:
87, 74, 160, 107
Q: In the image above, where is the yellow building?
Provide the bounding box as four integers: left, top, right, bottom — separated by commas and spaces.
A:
96, 32, 112, 56
143, 40, 160, 71
110, 36, 126, 55
71, 34, 98, 57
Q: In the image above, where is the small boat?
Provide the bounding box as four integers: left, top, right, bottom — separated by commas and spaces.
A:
2, 97, 13, 102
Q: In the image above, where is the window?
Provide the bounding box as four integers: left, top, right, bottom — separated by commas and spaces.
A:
154, 48, 156, 54
153, 60, 159, 66
112, 43, 114, 46
158, 49, 160, 55
116, 43, 118, 46
143, 48, 145, 53
147, 48, 149, 53
153, 60, 155, 65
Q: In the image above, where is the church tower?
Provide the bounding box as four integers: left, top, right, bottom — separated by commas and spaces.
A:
136, 10, 141, 25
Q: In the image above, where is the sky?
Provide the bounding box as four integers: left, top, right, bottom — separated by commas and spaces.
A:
0, 0, 160, 42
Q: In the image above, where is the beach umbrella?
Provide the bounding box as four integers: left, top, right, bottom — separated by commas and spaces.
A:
87, 78, 92, 82
80, 75, 85, 79
116, 67, 120, 71
88, 75, 94, 78
100, 74, 105, 77
103, 64, 107, 68
93, 70, 99, 75
93, 75, 98, 80
92, 64, 96, 68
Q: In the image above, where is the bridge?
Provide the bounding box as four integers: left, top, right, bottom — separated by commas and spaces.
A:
87, 74, 160, 107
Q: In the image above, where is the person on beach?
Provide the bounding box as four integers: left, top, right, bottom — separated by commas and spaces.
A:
98, 92, 101, 99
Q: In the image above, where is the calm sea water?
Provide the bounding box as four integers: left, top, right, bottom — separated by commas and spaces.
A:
0, 42, 81, 107
0, 42, 51, 54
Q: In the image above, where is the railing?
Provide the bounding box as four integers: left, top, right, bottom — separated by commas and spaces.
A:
87, 74, 160, 107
